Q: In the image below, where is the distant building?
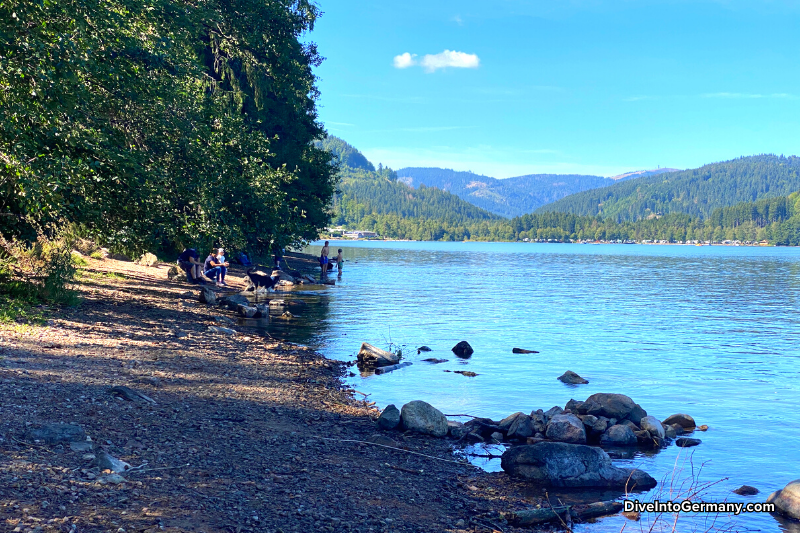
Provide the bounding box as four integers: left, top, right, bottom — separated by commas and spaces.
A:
344, 230, 379, 239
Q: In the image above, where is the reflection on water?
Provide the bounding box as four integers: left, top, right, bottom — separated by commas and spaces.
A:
258, 241, 800, 533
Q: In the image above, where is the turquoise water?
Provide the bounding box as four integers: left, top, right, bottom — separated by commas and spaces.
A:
271, 241, 800, 533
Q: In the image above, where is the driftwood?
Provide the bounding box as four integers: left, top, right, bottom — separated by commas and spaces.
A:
508, 501, 623, 526
374, 362, 412, 375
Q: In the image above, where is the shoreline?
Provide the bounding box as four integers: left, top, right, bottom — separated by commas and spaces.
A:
0, 256, 561, 533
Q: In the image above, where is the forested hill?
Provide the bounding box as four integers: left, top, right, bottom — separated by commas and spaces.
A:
536, 155, 800, 221
315, 137, 375, 171
396, 167, 614, 218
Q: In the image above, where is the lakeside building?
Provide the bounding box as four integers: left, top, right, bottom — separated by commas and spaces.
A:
343, 230, 379, 239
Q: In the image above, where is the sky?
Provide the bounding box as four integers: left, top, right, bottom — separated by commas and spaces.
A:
308, 0, 800, 178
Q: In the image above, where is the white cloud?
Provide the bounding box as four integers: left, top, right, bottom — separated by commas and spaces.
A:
420, 50, 480, 72
452, 14, 464, 26
393, 53, 417, 69
392, 50, 480, 73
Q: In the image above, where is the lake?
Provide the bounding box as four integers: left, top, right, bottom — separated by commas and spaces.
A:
266, 241, 800, 533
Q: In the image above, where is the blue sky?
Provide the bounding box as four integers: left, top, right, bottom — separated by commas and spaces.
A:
309, 1, 800, 178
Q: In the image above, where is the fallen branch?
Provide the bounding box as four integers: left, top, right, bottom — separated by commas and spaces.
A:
125, 463, 190, 475
384, 462, 422, 475
315, 436, 474, 466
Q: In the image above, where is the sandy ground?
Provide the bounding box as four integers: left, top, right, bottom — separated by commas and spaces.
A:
0, 257, 556, 533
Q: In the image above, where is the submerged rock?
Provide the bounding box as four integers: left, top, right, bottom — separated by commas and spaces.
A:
417, 346, 432, 352
500, 442, 657, 490
663, 413, 696, 429
733, 485, 760, 496
512, 347, 539, 354
451, 341, 474, 358
768, 479, 800, 520
422, 358, 448, 364
558, 370, 589, 385
400, 400, 448, 437
357, 343, 400, 368
675, 437, 702, 448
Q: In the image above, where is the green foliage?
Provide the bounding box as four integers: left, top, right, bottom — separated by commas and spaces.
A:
538, 155, 800, 221
315, 136, 375, 171
0, 0, 335, 258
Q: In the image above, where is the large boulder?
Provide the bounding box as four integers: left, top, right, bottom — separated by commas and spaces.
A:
498, 412, 524, 433
357, 343, 400, 368
663, 413, 696, 429
546, 414, 587, 444
400, 401, 448, 437
219, 294, 249, 311
199, 287, 217, 305
451, 341, 474, 358
377, 404, 401, 430
768, 479, 800, 520
500, 442, 657, 490
583, 393, 637, 420
627, 403, 648, 425
600, 424, 638, 446
639, 416, 665, 439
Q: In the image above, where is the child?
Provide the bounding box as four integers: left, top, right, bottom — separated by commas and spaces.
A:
336, 249, 343, 274
215, 248, 229, 286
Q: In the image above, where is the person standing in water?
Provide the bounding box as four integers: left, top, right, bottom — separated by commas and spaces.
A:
336, 248, 343, 275
320, 241, 330, 277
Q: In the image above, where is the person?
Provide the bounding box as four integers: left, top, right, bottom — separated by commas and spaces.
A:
336, 248, 343, 274
203, 250, 224, 286
273, 248, 283, 271
320, 241, 330, 277
237, 251, 253, 267
178, 248, 211, 284
215, 248, 229, 285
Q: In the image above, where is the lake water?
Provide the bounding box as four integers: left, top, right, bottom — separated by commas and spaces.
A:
265, 241, 800, 533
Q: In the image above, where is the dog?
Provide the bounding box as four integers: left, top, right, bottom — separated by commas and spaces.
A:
245, 268, 279, 292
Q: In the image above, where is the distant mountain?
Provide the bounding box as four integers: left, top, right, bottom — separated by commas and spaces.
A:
314, 136, 375, 171
536, 155, 800, 220
609, 168, 682, 181
396, 168, 621, 218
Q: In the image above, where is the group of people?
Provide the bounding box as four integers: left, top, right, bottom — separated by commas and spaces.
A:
177, 247, 229, 286
319, 241, 343, 276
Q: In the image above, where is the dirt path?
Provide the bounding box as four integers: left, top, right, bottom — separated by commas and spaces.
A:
0, 257, 550, 533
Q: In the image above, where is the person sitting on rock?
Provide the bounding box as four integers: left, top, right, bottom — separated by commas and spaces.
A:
178, 248, 212, 284
204, 250, 224, 286
214, 248, 229, 286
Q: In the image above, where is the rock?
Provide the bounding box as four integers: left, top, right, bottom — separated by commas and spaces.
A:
634, 430, 652, 445
268, 299, 286, 307
272, 270, 295, 283
95, 451, 131, 473
626, 403, 648, 425
28, 423, 86, 444
110, 252, 131, 261
509, 501, 623, 526
544, 406, 564, 420
367, 434, 398, 447
208, 325, 236, 335
565, 399, 584, 412
99, 474, 126, 485
500, 442, 657, 490
357, 343, 400, 368
278, 311, 293, 320
454, 519, 465, 528
664, 425, 678, 439
451, 341, 473, 358
452, 370, 477, 377
422, 358, 448, 364
199, 287, 217, 305
512, 348, 539, 354
675, 437, 701, 448
400, 401, 448, 437
447, 421, 466, 439
558, 370, 589, 384
733, 485, 759, 496
237, 305, 259, 318
136, 252, 159, 267
213, 316, 235, 326
669, 423, 686, 435
663, 413, 696, 429
584, 393, 637, 420
167, 265, 181, 280
507, 414, 536, 440
591, 418, 609, 435
490, 432, 504, 443
69, 441, 92, 452
621, 420, 639, 431
546, 414, 587, 444
417, 346, 432, 352
640, 416, 665, 439
219, 294, 249, 311
498, 412, 524, 432
768, 479, 800, 520
377, 404, 401, 430
600, 425, 638, 447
